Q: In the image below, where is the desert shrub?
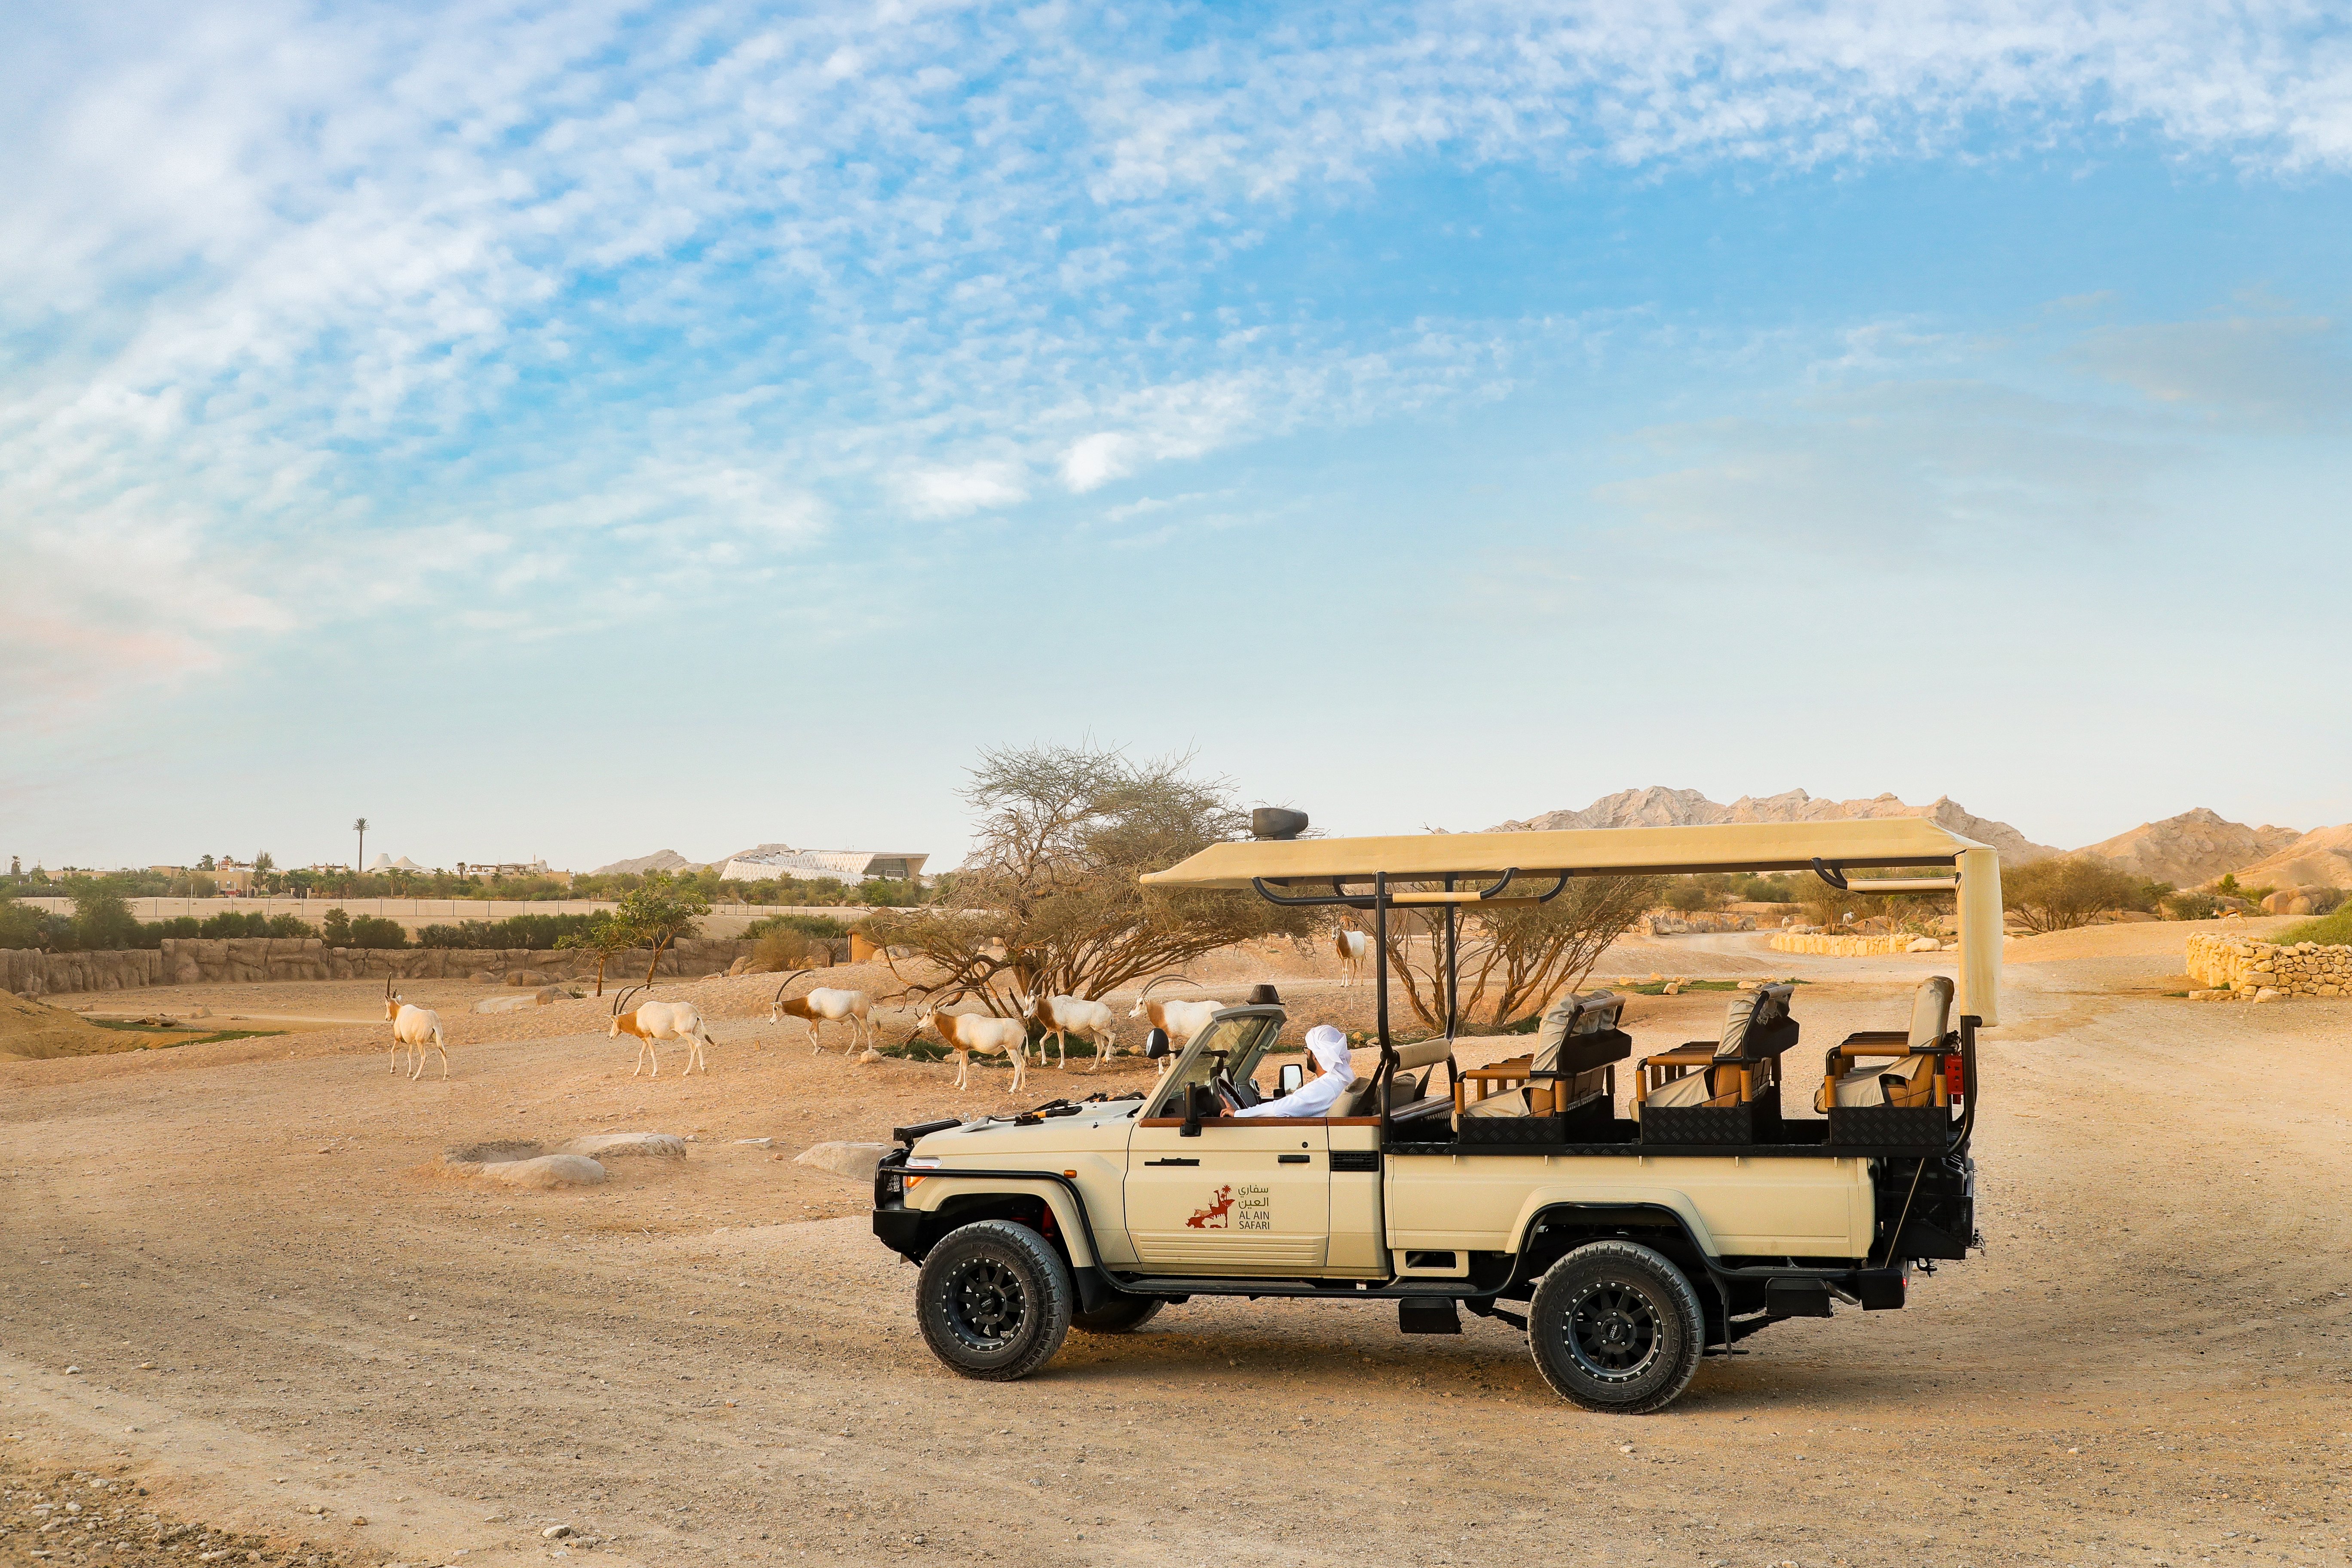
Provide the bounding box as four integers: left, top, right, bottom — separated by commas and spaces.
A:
1663, 882, 1710, 914
415, 913, 598, 949
347, 915, 409, 949
142, 916, 202, 941
2275, 904, 2352, 946
743, 913, 848, 940
266, 914, 320, 939
1729, 873, 1799, 903
0, 894, 52, 949
196, 910, 273, 939
72, 880, 142, 951
753, 931, 827, 971
2162, 890, 2219, 921
2003, 856, 2146, 934
321, 908, 352, 946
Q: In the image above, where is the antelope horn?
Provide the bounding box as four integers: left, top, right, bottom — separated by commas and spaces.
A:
769, 971, 812, 1009
612, 983, 646, 1017
1137, 973, 1199, 999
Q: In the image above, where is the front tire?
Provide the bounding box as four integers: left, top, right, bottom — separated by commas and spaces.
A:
1527, 1240, 1705, 1414
915, 1221, 1074, 1381
1071, 1293, 1164, 1335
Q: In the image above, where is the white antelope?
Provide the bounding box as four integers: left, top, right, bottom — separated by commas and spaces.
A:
913, 998, 1032, 1093
384, 981, 448, 1081
769, 974, 877, 1055
1335, 925, 1370, 987
1127, 977, 1222, 1067
609, 986, 715, 1076
1015, 991, 1119, 1071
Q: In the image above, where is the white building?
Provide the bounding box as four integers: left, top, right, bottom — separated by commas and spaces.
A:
718, 847, 928, 883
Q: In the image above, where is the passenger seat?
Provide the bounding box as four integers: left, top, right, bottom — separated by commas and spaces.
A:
1814, 976, 1954, 1111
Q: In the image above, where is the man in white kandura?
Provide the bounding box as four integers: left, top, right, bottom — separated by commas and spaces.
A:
1233, 1023, 1357, 1118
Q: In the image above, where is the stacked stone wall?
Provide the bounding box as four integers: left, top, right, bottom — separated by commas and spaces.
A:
2184, 934, 2352, 1000
1767, 933, 1918, 957
1, 937, 758, 997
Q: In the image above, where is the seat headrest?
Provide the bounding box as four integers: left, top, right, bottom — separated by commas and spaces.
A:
1749, 983, 1793, 1029
1909, 975, 1956, 1050
1715, 993, 1760, 1058
1391, 1037, 1454, 1072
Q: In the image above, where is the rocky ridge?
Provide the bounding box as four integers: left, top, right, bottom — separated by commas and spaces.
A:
2071, 808, 2303, 887
2224, 823, 2352, 891
1489, 786, 2061, 863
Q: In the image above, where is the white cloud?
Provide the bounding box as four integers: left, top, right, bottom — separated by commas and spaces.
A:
6, 0, 2352, 720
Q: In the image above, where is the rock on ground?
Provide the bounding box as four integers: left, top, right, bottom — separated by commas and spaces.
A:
477, 1154, 608, 1188
795, 1141, 891, 1183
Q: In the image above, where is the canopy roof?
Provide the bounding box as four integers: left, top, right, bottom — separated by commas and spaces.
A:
1142, 818, 2003, 1026
1140, 818, 1988, 889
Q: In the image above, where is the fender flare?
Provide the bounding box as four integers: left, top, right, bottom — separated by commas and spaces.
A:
910, 1175, 1100, 1269
1506, 1190, 1721, 1260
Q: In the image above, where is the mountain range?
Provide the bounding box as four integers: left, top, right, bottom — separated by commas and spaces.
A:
1489, 789, 2349, 889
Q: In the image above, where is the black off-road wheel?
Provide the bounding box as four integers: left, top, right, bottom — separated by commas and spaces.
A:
1071, 1293, 1164, 1335
1527, 1240, 1706, 1414
915, 1221, 1074, 1381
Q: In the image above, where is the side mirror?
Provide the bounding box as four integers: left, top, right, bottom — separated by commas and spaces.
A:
1181, 1082, 1215, 1138
1277, 1062, 1305, 1095
1144, 1027, 1171, 1061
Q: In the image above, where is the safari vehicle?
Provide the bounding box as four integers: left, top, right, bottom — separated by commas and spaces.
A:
872, 817, 1998, 1412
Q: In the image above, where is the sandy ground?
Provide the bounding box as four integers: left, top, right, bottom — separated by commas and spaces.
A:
6, 925, 2352, 1568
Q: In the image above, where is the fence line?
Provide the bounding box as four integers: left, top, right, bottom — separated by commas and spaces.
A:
11, 896, 919, 923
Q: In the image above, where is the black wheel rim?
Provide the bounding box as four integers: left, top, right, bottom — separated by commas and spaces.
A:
1563, 1277, 1663, 1384
943, 1254, 1027, 1351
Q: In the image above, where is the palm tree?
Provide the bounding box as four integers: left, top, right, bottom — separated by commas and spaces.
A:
353, 818, 369, 873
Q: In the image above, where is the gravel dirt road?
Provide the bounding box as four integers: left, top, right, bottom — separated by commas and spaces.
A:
6, 927, 2351, 1568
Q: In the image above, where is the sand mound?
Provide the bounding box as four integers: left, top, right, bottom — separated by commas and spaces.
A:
0, 992, 128, 1060
554, 1133, 688, 1160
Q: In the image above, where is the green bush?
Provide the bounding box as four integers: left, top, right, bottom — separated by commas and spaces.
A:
415, 913, 600, 950
2275, 904, 2352, 946
347, 915, 409, 949
2161, 890, 2218, 921
322, 908, 351, 946
743, 913, 848, 940
2003, 857, 2147, 934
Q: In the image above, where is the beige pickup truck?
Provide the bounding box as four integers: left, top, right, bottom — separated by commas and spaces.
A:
873, 818, 1995, 1413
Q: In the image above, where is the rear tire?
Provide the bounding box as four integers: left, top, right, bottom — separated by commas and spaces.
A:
1071, 1293, 1164, 1335
915, 1221, 1074, 1381
1527, 1240, 1705, 1414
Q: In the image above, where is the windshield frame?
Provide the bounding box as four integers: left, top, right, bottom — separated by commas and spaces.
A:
1144, 1007, 1286, 1118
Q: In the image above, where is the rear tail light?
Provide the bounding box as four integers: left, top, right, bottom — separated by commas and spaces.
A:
1944, 1054, 1965, 1097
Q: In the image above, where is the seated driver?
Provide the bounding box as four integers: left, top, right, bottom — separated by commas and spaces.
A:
1232, 1024, 1356, 1119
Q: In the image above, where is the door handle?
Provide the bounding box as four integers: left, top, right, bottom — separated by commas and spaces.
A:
1278, 1154, 1312, 1164
1144, 1158, 1200, 1167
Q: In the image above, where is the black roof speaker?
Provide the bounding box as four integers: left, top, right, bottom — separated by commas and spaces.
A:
1252, 807, 1308, 841
1247, 984, 1282, 1006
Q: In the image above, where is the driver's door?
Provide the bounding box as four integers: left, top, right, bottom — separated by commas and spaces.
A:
1126, 1116, 1329, 1274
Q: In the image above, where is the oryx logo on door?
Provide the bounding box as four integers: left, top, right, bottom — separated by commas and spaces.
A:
1186, 1185, 1236, 1228
1188, 1183, 1271, 1231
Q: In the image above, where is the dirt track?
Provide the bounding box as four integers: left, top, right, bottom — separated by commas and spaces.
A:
7, 928, 2352, 1568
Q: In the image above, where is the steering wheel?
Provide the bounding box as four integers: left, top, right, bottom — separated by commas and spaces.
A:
1210, 1067, 1247, 1112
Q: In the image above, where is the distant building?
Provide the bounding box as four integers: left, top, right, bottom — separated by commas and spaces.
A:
456, 859, 559, 881
366, 853, 426, 873
719, 848, 928, 884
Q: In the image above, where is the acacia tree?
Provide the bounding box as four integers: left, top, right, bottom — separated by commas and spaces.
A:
1377, 873, 1664, 1033
860, 742, 1315, 1014
613, 879, 713, 984
556, 914, 637, 995
2002, 856, 2144, 934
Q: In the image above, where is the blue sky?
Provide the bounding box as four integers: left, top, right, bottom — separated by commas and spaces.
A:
7, 0, 2351, 871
